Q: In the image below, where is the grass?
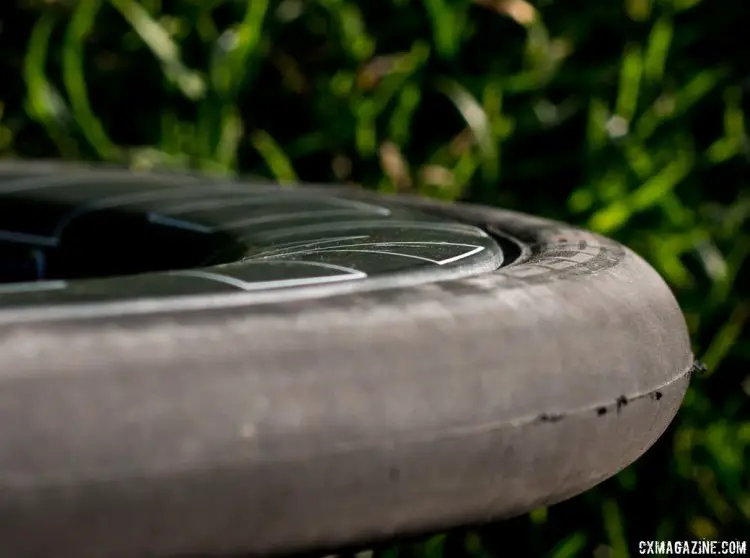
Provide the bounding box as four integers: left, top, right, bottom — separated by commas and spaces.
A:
1, 0, 749, 554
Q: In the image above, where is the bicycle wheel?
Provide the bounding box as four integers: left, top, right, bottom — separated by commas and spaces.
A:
0, 161, 693, 558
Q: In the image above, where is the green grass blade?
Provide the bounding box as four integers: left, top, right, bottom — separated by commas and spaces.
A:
706, 86, 747, 164
355, 100, 378, 158
547, 532, 587, 558
319, 0, 375, 62
211, 0, 270, 98
707, 237, 750, 307
589, 148, 694, 233
436, 77, 499, 183
529, 506, 549, 526
109, 0, 206, 101
416, 533, 447, 558
635, 68, 727, 141
63, 0, 122, 161
585, 97, 610, 155
388, 81, 422, 146
483, 79, 513, 143
464, 531, 492, 558
250, 130, 298, 183
214, 105, 244, 171
369, 42, 431, 117
423, 0, 466, 60
643, 17, 673, 85
207, 0, 270, 165
701, 303, 750, 374
23, 11, 78, 158
615, 43, 643, 122
622, 139, 655, 178
659, 191, 694, 227
602, 498, 630, 558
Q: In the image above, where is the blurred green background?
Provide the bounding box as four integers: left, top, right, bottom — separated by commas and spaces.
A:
1, 0, 749, 555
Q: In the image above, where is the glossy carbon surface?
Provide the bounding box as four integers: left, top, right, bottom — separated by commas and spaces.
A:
0, 168, 502, 311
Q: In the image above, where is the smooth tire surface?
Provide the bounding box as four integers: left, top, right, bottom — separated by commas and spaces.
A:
0, 162, 693, 558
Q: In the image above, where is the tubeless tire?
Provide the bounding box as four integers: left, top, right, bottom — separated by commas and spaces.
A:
0, 162, 693, 558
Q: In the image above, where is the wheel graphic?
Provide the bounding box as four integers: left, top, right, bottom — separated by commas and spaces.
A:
0, 162, 693, 558
0, 165, 502, 316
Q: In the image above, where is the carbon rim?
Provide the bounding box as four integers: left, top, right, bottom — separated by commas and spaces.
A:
0, 169, 505, 319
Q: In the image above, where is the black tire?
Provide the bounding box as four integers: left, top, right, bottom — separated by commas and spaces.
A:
0, 162, 693, 558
